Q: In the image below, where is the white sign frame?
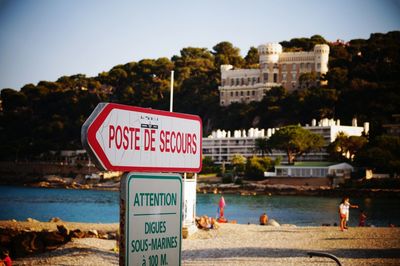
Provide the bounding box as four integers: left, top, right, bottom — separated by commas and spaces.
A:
82, 102, 202, 173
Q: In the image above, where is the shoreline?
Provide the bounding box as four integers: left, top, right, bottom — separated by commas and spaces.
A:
1, 181, 400, 198
1, 221, 399, 265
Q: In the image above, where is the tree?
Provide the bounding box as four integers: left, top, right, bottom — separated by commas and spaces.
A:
328, 132, 368, 161
212, 41, 244, 68
267, 125, 324, 164
231, 154, 246, 175
201, 156, 215, 174
245, 156, 275, 180
244, 46, 259, 68
356, 135, 400, 175
254, 137, 269, 157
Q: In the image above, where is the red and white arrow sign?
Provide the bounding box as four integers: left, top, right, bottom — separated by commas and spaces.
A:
81, 103, 202, 173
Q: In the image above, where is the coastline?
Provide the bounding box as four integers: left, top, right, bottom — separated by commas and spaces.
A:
1, 180, 399, 198
2, 220, 399, 265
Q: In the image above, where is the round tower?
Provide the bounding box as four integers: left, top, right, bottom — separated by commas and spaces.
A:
313, 44, 330, 74
258, 43, 282, 65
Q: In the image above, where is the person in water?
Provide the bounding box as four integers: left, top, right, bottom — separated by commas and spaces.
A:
339, 196, 358, 231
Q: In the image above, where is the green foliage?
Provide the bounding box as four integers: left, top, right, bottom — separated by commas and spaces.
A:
328, 132, 368, 162
201, 156, 217, 174
280, 35, 327, 51
254, 137, 269, 157
355, 135, 400, 175
245, 156, 274, 180
0, 31, 399, 164
244, 47, 259, 68
267, 125, 324, 164
212, 41, 244, 68
231, 154, 246, 175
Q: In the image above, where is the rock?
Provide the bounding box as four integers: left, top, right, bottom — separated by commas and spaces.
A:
41, 230, 68, 250
11, 219, 17, 222
71, 229, 86, 238
87, 229, 98, 238
267, 219, 280, 227
49, 217, 62, 223
0, 226, 73, 258
26, 218, 39, 223
107, 232, 117, 240
57, 224, 70, 236
97, 230, 108, 239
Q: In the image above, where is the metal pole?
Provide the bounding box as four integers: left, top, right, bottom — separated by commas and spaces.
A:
170, 70, 174, 112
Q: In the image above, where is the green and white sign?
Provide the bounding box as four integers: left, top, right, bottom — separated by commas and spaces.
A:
124, 172, 182, 266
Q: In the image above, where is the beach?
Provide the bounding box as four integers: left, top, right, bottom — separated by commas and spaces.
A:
2, 221, 399, 265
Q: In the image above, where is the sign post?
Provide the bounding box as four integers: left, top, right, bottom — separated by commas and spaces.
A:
82, 103, 202, 266
121, 173, 182, 266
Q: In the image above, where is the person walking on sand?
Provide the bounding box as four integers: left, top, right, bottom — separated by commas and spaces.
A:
339, 196, 358, 231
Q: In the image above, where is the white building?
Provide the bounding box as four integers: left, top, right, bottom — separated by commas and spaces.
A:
202, 118, 369, 164
219, 43, 330, 106
275, 162, 354, 178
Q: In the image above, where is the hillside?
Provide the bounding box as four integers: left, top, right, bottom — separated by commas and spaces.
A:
0, 31, 399, 172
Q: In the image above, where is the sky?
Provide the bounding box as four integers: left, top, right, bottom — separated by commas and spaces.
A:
0, 0, 399, 90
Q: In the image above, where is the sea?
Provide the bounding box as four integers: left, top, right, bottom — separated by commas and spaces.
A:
1, 186, 399, 227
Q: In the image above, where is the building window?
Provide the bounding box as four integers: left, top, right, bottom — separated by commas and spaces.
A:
240, 91, 244, 96
231, 79, 234, 86
292, 73, 297, 80
241, 78, 244, 85
252, 91, 255, 96
236, 78, 240, 85
235, 91, 239, 96
257, 77, 260, 83
273, 73, 278, 83
317, 63, 321, 69
307, 63, 311, 69
282, 64, 286, 71
282, 73, 287, 80
292, 63, 297, 71
247, 91, 250, 96
230, 91, 233, 97
263, 73, 268, 82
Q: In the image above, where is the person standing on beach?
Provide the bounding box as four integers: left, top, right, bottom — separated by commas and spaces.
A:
339, 197, 358, 231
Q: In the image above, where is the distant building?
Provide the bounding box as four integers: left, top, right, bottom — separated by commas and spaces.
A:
275, 162, 353, 178
218, 43, 330, 106
202, 118, 369, 164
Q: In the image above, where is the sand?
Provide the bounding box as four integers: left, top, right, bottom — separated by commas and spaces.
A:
4, 222, 400, 266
